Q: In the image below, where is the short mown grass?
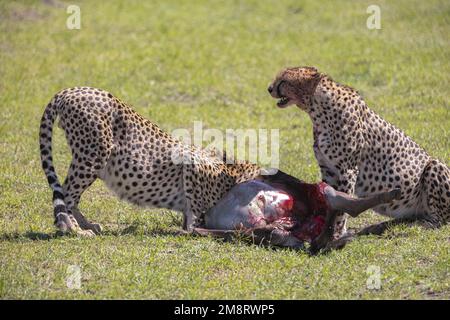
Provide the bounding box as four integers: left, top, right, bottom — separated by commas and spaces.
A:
0, 0, 449, 299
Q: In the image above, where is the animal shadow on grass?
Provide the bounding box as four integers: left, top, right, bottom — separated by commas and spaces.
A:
0, 231, 61, 242
0, 225, 308, 254
0, 222, 363, 255
104, 221, 310, 253
105, 223, 189, 238
0, 227, 185, 242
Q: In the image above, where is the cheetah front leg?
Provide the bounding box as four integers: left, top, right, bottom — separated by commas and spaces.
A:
181, 163, 206, 232
181, 193, 203, 232
182, 207, 195, 231
314, 143, 357, 240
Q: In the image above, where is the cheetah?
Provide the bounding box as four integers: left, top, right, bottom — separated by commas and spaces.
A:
39, 86, 399, 251
268, 66, 450, 247
39, 87, 260, 237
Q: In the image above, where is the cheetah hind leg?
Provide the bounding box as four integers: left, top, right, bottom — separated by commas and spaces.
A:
359, 159, 450, 236
59, 162, 106, 236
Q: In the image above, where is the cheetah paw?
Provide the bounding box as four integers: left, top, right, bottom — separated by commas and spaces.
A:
55, 213, 96, 237
76, 229, 96, 237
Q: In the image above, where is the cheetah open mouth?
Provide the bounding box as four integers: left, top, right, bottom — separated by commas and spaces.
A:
277, 97, 290, 108
275, 80, 290, 108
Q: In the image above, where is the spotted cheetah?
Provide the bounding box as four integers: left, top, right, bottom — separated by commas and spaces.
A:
268, 66, 450, 244
39, 87, 262, 237
39, 86, 401, 251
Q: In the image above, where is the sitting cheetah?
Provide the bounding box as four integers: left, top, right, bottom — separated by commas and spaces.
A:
39, 86, 399, 252
268, 66, 450, 246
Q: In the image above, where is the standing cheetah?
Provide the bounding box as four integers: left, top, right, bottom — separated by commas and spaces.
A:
39, 87, 260, 237
268, 66, 450, 244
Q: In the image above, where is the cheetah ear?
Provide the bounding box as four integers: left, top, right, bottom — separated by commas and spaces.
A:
303, 70, 323, 96
310, 68, 322, 81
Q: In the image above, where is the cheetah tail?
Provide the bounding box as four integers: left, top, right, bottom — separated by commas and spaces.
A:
39, 95, 67, 224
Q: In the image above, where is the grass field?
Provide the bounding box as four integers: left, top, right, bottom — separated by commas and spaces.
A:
0, 0, 449, 299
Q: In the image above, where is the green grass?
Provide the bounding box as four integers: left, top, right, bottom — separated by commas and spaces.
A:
0, 0, 449, 299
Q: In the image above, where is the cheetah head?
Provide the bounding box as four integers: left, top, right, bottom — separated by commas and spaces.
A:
268, 66, 323, 110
